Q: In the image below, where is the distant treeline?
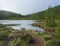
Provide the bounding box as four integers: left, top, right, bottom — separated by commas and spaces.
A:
0, 5, 60, 20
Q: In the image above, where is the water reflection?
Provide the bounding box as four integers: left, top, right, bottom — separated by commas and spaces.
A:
0, 20, 44, 31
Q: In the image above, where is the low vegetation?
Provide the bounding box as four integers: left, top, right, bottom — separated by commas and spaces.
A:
0, 25, 42, 46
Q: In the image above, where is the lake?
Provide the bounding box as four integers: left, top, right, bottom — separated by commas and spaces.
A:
0, 20, 44, 32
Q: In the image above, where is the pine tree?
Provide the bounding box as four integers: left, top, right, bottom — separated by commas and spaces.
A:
45, 6, 56, 27
45, 6, 57, 33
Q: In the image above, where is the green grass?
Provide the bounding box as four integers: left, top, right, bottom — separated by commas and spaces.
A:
57, 20, 60, 30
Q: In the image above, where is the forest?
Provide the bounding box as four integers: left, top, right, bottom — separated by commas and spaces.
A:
0, 5, 60, 20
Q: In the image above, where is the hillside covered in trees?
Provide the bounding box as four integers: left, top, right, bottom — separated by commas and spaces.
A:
0, 5, 60, 20
0, 10, 24, 20
25, 5, 60, 20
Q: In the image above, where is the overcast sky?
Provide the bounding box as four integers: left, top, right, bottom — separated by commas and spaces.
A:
0, 0, 60, 15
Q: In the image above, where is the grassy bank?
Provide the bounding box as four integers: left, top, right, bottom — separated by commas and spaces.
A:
31, 20, 60, 46
0, 24, 44, 46
0, 20, 60, 46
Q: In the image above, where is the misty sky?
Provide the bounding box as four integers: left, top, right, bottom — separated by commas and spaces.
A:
0, 0, 60, 15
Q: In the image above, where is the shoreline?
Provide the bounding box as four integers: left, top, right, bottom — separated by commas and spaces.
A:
0, 24, 44, 46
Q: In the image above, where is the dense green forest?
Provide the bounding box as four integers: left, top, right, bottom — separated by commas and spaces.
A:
25, 5, 60, 20
0, 5, 60, 20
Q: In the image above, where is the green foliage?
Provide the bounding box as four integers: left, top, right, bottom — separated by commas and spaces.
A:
16, 33, 34, 46
46, 20, 60, 46
0, 5, 60, 20
0, 25, 34, 46
25, 5, 60, 20
45, 6, 57, 27
0, 27, 12, 39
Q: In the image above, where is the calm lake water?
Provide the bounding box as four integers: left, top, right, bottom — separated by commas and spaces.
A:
0, 20, 44, 31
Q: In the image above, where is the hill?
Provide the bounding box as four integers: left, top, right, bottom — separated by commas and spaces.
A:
0, 10, 24, 20
25, 5, 60, 20
0, 5, 60, 20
